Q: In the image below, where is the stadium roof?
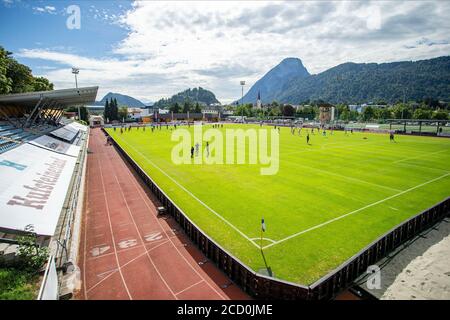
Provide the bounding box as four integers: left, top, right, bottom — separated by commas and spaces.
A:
0, 86, 98, 108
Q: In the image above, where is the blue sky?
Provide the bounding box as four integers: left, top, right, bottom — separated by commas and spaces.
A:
1, 1, 449, 103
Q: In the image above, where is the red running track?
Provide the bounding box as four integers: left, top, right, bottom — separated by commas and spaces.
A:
77, 128, 249, 300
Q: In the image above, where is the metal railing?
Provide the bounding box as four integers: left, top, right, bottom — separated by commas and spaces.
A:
37, 255, 59, 300
52, 129, 89, 268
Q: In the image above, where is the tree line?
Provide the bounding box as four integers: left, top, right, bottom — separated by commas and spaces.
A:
103, 98, 128, 123
168, 101, 202, 113
0, 46, 53, 94
232, 99, 449, 121
154, 87, 219, 109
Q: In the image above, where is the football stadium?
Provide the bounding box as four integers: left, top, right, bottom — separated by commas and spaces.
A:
1, 0, 450, 305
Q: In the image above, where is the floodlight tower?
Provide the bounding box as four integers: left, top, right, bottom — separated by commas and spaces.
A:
72, 67, 81, 120
72, 67, 79, 88
240, 80, 245, 122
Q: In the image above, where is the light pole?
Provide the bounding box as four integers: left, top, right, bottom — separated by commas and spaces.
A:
72, 67, 79, 88
240, 80, 245, 122
72, 68, 81, 120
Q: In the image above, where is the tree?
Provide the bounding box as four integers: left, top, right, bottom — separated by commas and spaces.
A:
153, 87, 219, 109
296, 106, 316, 120
194, 102, 201, 113
17, 225, 49, 270
110, 98, 119, 121
375, 108, 392, 120
6, 59, 34, 93
361, 106, 375, 121
432, 110, 449, 120
349, 110, 359, 121
104, 99, 110, 122
391, 103, 412, 119
423, 97, 440, 109
413, 108, 432, 120
106, 98, 118, 121
282, 104, 295, 117
79, 106, 88, 122
182, 101, 191, 113
169, 102, 181, 113
0, 46, 53, 94
118, 106, 128, 121
268, 106, 281, 117
235, 103, 254, 117
32, 76, 53, 91
0, 47, 12, 94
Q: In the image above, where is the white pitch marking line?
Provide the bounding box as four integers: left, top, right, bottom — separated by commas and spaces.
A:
393, 148, 450, 164
115, 135, 260, 249
394, 161, 450, 174
250, 237, 276, 244
281, 158, 402, 193
262, 172, 450, 250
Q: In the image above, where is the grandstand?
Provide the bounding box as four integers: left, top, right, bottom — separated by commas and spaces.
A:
0, 86, 98, 299
0, 87, 98, 153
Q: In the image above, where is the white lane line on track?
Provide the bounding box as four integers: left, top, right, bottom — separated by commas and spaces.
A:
114, 139, 228, 300
108, 152, 179, 300
174, 279, 205, 296
97, 157, 133, 299
86, 239, 171, 295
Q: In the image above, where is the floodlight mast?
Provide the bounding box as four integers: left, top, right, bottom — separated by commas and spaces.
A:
240, 80, 245, 122
72, 67, 79, 88
72, 68, 81, 120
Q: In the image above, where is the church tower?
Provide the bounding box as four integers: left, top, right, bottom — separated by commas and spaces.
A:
256, 90, 262, 109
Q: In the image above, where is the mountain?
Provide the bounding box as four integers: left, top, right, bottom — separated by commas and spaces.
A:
153, 87, 220, 108
240, 57, 310, 104
97, 92, 146, 107
242, 56, 450, 104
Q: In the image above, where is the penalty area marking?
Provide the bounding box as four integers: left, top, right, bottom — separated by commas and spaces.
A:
392, 148, 450, 164
262, 172, 450, 250
113, 135, 261, 249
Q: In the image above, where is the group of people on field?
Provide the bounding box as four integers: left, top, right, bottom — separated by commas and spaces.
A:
190, 141, 210, 158
106, 122, 397, 150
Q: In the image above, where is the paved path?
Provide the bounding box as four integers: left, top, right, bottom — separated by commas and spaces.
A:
78, 128, 249, 300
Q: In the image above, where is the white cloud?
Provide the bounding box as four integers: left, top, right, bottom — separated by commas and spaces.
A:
33, 5, 56, 14
20, 1, 450, 103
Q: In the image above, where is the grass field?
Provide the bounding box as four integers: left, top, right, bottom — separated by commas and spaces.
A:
106, 124, 450, 285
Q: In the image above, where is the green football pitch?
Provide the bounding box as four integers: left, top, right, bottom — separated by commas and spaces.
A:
106, 124, 450, 285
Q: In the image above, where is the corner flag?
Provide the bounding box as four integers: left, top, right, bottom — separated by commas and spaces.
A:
261, 218, 266, 232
